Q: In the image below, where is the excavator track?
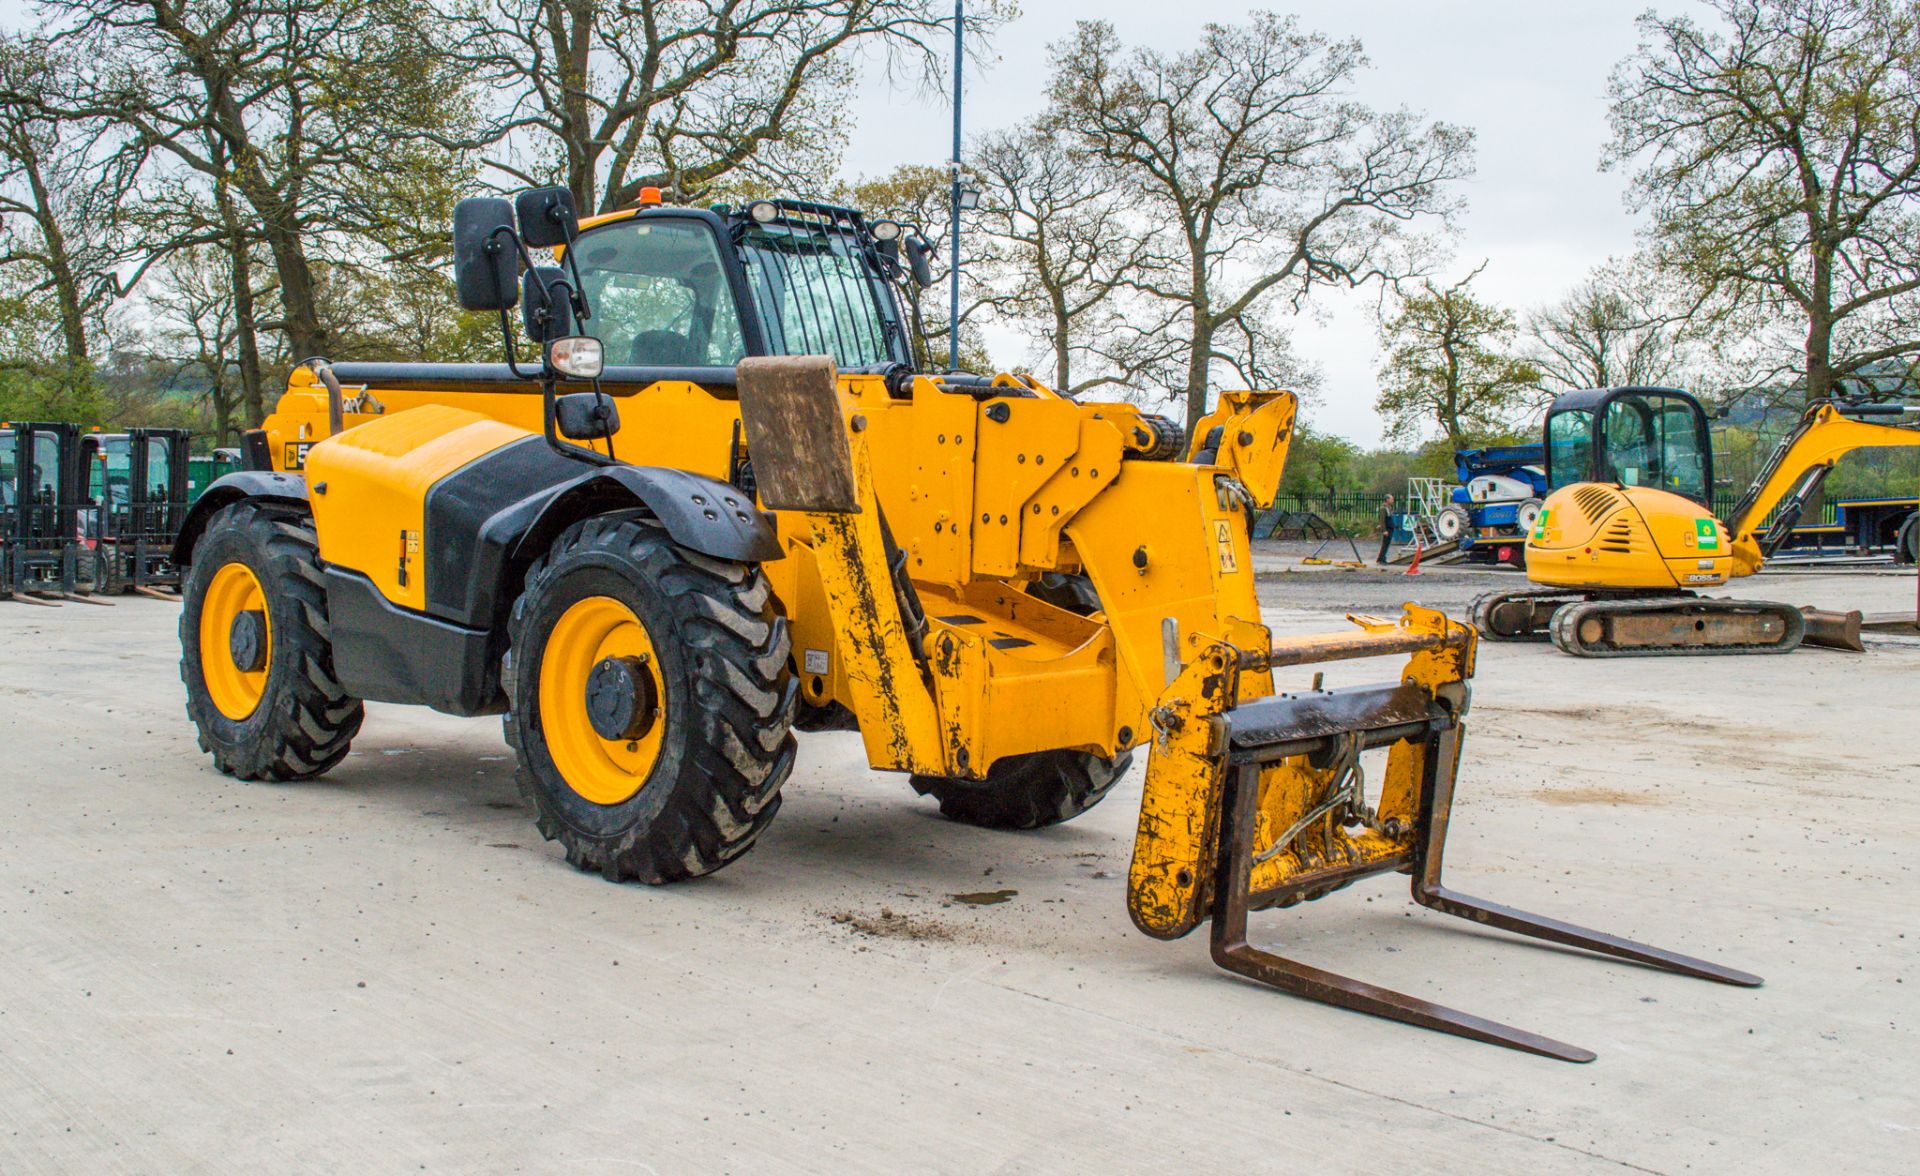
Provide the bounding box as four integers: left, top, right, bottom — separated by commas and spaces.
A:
1470, 588, 1579, 640
1548, 596, 1805, 657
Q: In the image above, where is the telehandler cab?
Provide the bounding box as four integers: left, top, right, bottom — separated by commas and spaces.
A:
174, 188, 1758, 1061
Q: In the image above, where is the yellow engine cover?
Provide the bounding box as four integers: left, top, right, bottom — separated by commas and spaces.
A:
1526, 483, 1731, 591
304, 405, 532, 611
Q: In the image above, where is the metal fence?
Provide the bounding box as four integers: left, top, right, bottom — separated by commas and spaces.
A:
1257, 494, 1385, 538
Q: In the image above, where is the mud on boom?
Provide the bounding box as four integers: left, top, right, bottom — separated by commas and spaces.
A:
174, 188, 1757, 1061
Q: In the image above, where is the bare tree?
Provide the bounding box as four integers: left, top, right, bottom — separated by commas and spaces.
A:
968, 125, 1177, 396
445, 1, 1011, 214
1528, 262, 1689, 392
1046, 14, 1473, 430
145, 247, 245, 445
1609, 0, 1920, 404
1375, 267, 1541, 448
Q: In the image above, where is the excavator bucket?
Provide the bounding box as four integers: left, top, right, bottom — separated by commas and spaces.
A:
1128, 606, 1761, 1062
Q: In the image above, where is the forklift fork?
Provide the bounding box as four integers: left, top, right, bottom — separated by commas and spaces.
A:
1137, 610, 1761, 1063
1209, 718, 1760, 1063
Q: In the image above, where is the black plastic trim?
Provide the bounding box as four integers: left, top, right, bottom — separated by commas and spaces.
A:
423, 436, 582, 625
172, 471, 309, 565
327, 361, 741, 396
324, 566, 504, 716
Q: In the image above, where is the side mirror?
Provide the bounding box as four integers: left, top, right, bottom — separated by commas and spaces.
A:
904, 236, 936, 289
555, 392, 619, 441
453, 197, 519, 311
521, 266, 573, 342
516, 186, 579, 249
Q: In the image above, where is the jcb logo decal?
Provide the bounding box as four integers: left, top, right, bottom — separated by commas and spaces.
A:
1214, 520, 1238, 573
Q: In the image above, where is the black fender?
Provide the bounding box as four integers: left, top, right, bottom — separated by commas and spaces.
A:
514, 464, 780, 569
172, 471, 308, 566
422, 441, 782, 634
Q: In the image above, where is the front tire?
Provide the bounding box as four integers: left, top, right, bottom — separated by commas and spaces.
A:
503, 513, 796, 884
180, 501, 363, 780
912, 749, 1133, 830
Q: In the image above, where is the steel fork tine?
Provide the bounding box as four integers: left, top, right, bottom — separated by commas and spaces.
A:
1412, 885, 1764, 987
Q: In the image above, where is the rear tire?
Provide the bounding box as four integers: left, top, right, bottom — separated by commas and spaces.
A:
180, 501, 363, 780
912, 749, 1133, 830
91, 541, 124, 595
503, 512, 797, 884
1897, 512, 1917, 565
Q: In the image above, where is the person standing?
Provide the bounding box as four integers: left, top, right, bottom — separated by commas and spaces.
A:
1376, 493, 1396, 564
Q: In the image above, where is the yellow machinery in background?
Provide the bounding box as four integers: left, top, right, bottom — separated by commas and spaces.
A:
1476, 386, 1920, 655
171, 192, 1757, 1061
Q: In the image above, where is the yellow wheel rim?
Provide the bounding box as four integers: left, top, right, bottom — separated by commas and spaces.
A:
539, 595, 667, 806
199, 562, 271, 721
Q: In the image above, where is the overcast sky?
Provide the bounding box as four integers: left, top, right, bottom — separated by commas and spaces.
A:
845, 1, 1669, 445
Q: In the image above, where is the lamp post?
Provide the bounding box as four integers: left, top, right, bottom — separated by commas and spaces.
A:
948, 0, 963, 373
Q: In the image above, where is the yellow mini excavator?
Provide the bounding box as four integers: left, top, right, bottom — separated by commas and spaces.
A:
171, 190, 1757, 1060
1475, 385, 1920, 656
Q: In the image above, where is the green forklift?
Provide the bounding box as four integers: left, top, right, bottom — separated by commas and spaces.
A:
78, 427, 192, 594
1, 421, 101, 604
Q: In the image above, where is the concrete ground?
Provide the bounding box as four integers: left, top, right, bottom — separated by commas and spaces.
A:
1, 564, 1916, 1173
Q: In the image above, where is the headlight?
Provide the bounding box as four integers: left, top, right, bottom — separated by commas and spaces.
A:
549, 335, 605, 380
747, 201, 779, 224
869, 219, 902, 241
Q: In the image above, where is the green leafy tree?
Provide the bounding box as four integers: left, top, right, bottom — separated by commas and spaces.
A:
1375, 269, 1542, 448
1608, 0, 1920, 404
41, 0, 479, 362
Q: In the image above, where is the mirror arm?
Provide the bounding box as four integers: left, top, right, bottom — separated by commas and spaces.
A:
556, 221, 593, 324
497, 307, 539, 380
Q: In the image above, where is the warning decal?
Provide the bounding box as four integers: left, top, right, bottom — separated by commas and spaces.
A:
1215, 520, 1239, 573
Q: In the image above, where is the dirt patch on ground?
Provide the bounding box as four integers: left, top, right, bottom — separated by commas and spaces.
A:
826, 907, 961, 942
1534, 786, 1664, 807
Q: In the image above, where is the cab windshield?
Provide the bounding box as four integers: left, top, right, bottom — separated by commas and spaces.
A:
145, 435, 174, 502
739, 220, 900, 367
95, 436, 131, 508
1600, 392, 1709, 503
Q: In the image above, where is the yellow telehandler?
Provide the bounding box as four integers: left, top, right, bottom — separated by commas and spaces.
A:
1475, 385, 1920, 655
172, 190, 1756, 1061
